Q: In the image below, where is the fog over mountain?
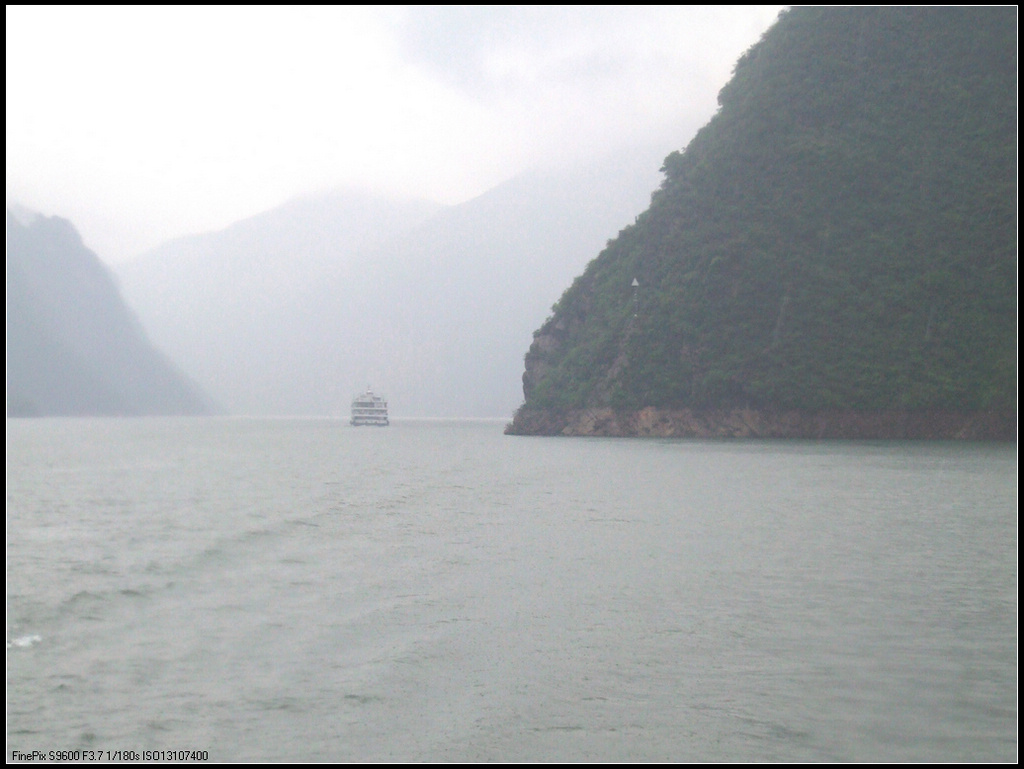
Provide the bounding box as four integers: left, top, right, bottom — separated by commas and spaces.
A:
8, 7, 783, 263
6, 210, 216, 417
115, 145, 665, 417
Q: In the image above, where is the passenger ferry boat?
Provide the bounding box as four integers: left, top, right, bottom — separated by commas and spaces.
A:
350, 388, 389, 426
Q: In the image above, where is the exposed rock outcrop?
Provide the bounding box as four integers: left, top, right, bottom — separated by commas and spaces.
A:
506, 407, 1016, 440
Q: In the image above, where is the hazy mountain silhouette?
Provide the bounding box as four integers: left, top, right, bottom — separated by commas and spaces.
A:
115, 146, 666, 416
6, 210, 216, 417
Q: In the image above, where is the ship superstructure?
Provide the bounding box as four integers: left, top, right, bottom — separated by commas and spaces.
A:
350, 388, 389, 426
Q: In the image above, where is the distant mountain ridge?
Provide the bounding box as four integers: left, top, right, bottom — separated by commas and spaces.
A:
115, 145, 667, 417
507, 7, 1016, 438
6, 211, 216, 417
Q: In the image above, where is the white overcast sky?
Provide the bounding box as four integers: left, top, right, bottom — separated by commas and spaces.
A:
7, 5, 783, 262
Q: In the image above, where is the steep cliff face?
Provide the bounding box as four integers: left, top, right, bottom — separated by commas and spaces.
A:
6, 211, 216, 417
508, 7, 1017, 438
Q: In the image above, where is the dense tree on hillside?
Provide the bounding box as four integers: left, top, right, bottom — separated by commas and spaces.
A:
509, 7, 1016, 435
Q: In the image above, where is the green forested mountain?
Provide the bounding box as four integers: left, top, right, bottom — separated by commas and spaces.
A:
508, 7, 1016, 437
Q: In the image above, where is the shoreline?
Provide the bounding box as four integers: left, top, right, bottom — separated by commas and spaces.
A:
505, 407, 1017, 440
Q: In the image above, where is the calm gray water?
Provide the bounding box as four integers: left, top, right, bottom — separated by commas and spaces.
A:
6, 418, 1017, 761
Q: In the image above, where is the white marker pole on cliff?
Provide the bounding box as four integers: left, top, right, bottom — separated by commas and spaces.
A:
632, 277, 640, 317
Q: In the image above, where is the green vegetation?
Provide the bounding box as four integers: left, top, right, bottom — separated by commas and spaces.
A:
517, 7, 1016, 417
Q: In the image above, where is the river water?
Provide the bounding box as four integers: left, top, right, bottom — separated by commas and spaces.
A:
6, 418, 1017, 761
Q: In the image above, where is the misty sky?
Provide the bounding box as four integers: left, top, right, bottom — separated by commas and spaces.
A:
7, 6, 783, 262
